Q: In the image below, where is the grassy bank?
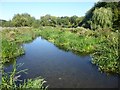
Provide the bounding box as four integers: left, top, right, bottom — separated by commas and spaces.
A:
39, 27, 98, 54
1, 27, 41, 63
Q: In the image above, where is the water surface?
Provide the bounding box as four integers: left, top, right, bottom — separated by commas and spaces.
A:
5, 37, 118, 88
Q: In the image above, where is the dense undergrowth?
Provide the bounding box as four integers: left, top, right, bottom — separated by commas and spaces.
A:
1, 27, 40, 63
60, 27, 119, 73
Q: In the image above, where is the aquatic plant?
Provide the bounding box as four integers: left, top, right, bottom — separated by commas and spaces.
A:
91, 29, 119, 74
1, 39, 24, 63
19, 77, 47, 89
1, 60, 47, 89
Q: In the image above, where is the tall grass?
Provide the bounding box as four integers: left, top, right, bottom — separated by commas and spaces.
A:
39, 28, 98, 54
1, 39, 24, 63
1, 60, 47, 89
91, 29, 119, 74
1, 27, 41, 63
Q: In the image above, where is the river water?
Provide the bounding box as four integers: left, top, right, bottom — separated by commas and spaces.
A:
5, 37, 118, 88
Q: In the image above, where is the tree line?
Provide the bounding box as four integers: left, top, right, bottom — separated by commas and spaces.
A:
0, 13, 84, 28
0, 1, 119, 31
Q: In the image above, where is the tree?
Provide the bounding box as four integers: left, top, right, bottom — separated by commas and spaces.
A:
0, 19, 13, 27
57, 16, 70, 28
40, 14, 57, 27
32, 20, 40, 28
12, 13, 35, 27
90, 7, 113, 30
80, 2, 119, 31
70, 15, 78, 27
0, 19, 6, 27
70, 16, 84, 27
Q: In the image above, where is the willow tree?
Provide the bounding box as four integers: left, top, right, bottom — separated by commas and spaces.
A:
90, 7, 113, 30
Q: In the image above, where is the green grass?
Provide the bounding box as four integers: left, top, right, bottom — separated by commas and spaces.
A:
1, 39, 24, 63
39, 28, 98, 54
0, 27, 40, 63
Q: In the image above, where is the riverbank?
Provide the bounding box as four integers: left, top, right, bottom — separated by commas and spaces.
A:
1, 26, 119, 74
39, 27, 119, 74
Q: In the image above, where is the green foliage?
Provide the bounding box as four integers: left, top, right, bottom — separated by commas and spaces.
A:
1, 27, 47, 89
40, 14, 57, 27
1, 13, 84, 28
1, 2, 119, 30
1, 27, 40, 63
1, 61, 25, 89
0, 20, 13, 27
12, 13, 35, 27
92, 29, 119, 74
59, 16, 71, 28
32, 20, 41, 28
81, 2, 119, 31
20, 77, 47, 89
1, 39, 24, 63
91, 7, 113, 30
1, 18, 119, 75
39, 27, 119, 74
40, 27, 99, 54
1, 60, 46, 89
70, 16, 78, 25
69, 16, 84, 28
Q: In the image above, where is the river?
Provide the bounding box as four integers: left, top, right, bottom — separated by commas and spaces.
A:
5, 37, 118, 88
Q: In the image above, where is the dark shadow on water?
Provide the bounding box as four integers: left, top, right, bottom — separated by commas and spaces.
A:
4, 37, 119, 88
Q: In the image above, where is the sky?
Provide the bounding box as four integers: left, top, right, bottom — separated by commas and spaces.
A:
0, 2, 95, 20
0, 0, 100, 2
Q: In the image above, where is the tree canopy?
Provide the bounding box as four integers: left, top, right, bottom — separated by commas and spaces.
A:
12, 13, 35, 27
80, 2, 120, 31
90, 7, 113, 30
